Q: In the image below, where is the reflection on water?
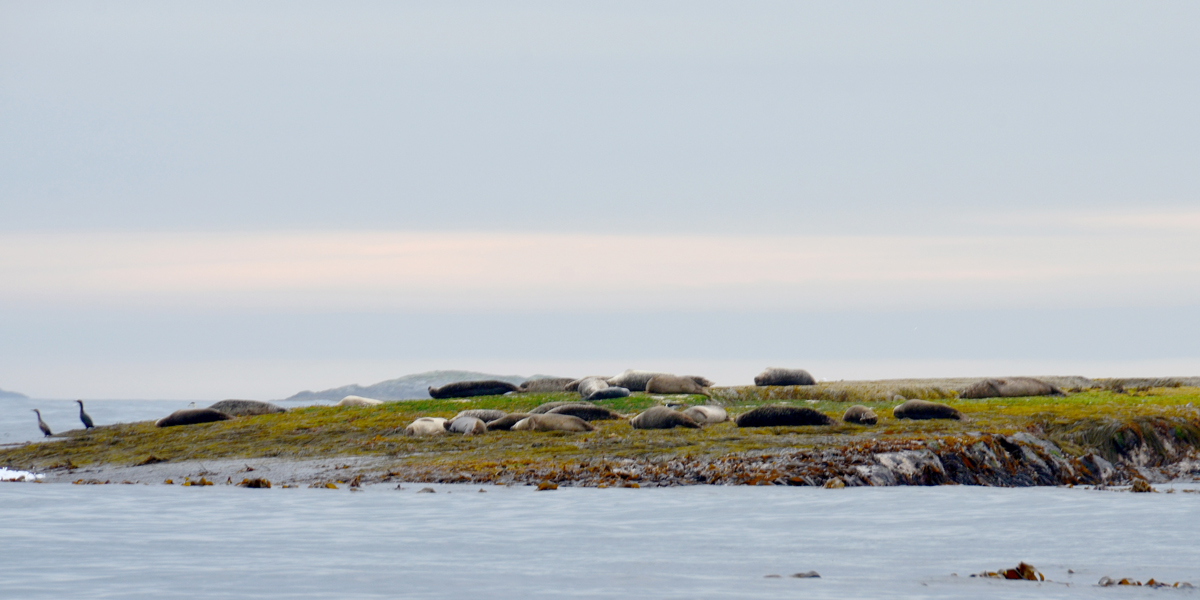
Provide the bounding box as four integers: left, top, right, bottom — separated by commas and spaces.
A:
1, 484, 1197, 599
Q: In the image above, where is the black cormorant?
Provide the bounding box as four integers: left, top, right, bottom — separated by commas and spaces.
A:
76, 400, 94, 429
32, 409, 52, 437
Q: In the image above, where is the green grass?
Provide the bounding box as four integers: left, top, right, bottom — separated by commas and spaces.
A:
3, 388, 1198, 473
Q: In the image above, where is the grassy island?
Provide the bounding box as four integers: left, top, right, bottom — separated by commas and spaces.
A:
4, 383, 1199, 488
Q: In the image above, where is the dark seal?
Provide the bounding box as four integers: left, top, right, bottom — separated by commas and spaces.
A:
453, 409, 508, 423
155, 408, 233, 428
630, 406, 701, 429
891, 399, 963, 420
529, 401, 588, 414
486, 413, 533, 431
547, 404, 624, 421
734, 405, 832, 427
753, 368, 816, 387
428, 380, 520, 399
585, 387, 630, 401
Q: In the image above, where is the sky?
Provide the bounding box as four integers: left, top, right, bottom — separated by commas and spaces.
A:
1, 1, 1198, 399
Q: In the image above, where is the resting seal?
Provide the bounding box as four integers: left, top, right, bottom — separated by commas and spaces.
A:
630, 406, 701, 429
586, 387, 630, 401
208, 399, 286, 417
607, 370, 713, 392
645, 375, 710, 396
681, 405, 729, 424
518, 377, 576, 393
428, 380, 520, 399
155, 409, 233, 428
485, 413, 532, 431
547, 404, 624, 421
529, 401, 587, 414
577, 377, 611, 398
445, 416, 488, 435
735, 405, 832, 427
511, 414, 596, 432
453, 409, 507, 422
404, 417, 448, 436
841, 405, 878, 425
335, 395, 383, 407
959, 377, 1062, 399
892, 400, 963, 420
754, 368, 816, 387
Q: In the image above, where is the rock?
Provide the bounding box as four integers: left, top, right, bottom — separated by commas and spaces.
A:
823, 478, 846, 489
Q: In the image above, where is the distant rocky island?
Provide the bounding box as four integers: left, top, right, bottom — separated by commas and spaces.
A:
0, 387, 29, 400
282, 370, 551, 402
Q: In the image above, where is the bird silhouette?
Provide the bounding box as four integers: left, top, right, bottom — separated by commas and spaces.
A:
76, 400, 94, 429
32, 409, 52, 437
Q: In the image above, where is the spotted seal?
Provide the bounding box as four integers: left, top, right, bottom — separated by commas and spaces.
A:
841, 405, 878, 425
734, 405, 832, 427
445, 416, 488, 435
208, 399, 286, 416
529, 401, 588, 414
404, 417, 448, 436
681, 405, 729, 424
959, 377, 1063, 399
511, 414, 596, 432
645, 374, 710, 396
630, 406, 701, 429
485, 413, 533, 431
453, 409, 507, 422
518, 377, 576, 393
607, 370, 713, 392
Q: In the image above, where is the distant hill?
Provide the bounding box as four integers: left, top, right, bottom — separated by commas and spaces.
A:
0, 387, 29, 400
283, 370, 558, 402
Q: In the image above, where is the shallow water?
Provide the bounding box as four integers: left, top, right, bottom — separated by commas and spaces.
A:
1, 484, 1197, 599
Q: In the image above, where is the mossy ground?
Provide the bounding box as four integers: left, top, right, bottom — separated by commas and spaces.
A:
4, 387, 1198, 474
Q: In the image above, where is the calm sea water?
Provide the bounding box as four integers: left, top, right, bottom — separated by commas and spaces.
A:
1, 483, 1197, 599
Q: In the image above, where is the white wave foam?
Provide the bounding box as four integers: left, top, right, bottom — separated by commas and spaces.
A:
0, 467, 44, 482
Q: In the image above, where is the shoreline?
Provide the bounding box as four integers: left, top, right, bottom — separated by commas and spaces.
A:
4, 380, 1199, 489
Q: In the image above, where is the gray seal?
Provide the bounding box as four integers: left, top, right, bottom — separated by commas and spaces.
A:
959, 377, 1063, 399
486, 413, 533, 431
607, 370, 713, 392
428, 380, 520, 399
645, 375, 710, 396
585, 387, 630, 401
208, 399, 286, 417
453, 409, 507, 422
547, 404, 624, 421
754, 368, 816, 387
511, 414, 596, 432
734, 405, 832, 427
529, 401, 588, 414
841, 405, 878, 425
155, 408, 234, 428
577, 377, 611, 398
891, 399, 964, 420
630, 406, 701, 429
445, 416, 488, 435
518, 377, 576, 393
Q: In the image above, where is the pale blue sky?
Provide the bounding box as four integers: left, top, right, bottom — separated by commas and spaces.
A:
1, 1, 1197, 398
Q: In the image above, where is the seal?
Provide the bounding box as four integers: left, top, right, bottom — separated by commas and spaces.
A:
585, 387, 630, 401
404, 417, 448, 436
959, 377, 1063, 399
645, 375, 710, 396
208, 399, 286, 416
841, 405, 878, 425
891, 399, 964, 420
517, 377, 576, 393
155, 408, 234, 428
576, 377, 611, 398
529, 401, 588, 414
606, 370, 713, 392
546, 404, 624, 421
444, 416, 488, 435
335, 396, 384, 407
485, 413, 533, 431
453, 409, 507, 423
753, 368, 816, 387
565, 376, 612, 392
427, 380, 520, 399
630, 406, 701, 429
511, 414, 596, 432
681, 405, 729, 424
734, 405, 832, 427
